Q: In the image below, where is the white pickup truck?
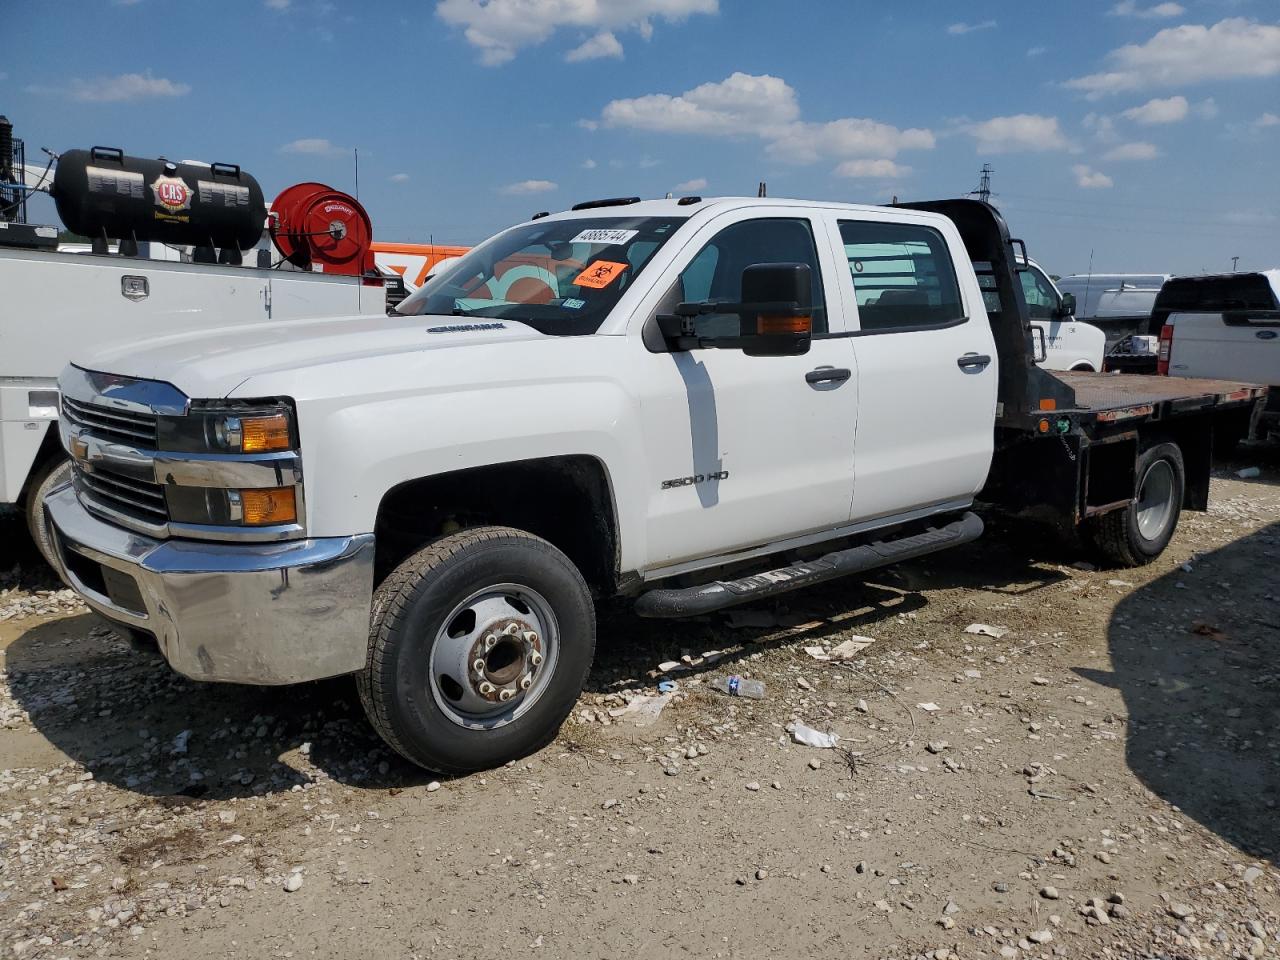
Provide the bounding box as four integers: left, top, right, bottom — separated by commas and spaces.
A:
1155, 270, 1280, 444
43, 196, 1266, 774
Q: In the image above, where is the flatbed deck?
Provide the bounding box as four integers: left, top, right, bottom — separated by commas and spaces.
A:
1053, 370, 1266, 421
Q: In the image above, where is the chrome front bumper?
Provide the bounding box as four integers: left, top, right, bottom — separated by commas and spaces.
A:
44, 484, 375, 685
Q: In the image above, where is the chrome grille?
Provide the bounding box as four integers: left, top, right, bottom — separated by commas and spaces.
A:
73, 464, 169, 529
62, 396, 158, 448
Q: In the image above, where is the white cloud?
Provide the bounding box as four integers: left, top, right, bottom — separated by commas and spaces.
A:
1110, 1, 1184, 18
1073, 164, 1114, 189
834, 159, 911, 179
1066, 18, 1280, 98
1121, 94, 1188, 124
1223, 210, 1276, 225
500, 179, 557, 195
598, 72, 934, 174
280, 138, 344, 155
947, 20, 996, 35
676, 177, 707, 190
389, 173, 411, 183
436, 0, 717, 65
40, 71, 190, 103
1255, 112, 1280, 129
963, 114, 1069, 153
1103, 141, 1161, 160
265, 0, 290, 8
581, 158, 598, 169
565, 30, 624, 61
1027, 46, 1046, 57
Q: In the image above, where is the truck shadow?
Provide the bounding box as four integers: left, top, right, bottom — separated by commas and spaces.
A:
1079, 519, 1280, 861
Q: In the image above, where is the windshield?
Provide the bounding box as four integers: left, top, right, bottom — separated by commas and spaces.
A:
396, 216, 686, 335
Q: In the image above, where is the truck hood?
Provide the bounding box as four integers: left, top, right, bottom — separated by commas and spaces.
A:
75, 314, 548, 399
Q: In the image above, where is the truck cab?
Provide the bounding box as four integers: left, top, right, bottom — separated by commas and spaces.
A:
1015, 257, 1106, 373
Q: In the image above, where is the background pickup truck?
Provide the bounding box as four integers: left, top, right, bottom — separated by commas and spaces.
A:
43, 196, 1267, 774
1155, 270, 1280, 446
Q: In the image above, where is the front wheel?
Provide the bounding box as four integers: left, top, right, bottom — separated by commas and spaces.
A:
358, 526, 596, 775
24, 455, 72, 570
1086, 441, 1185, 567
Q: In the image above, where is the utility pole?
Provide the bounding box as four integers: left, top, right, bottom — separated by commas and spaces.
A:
971, 163, 993, 204
1231, 255, 1240, 273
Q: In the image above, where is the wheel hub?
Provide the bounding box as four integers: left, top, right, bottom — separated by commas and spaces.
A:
428, 585, 558, 729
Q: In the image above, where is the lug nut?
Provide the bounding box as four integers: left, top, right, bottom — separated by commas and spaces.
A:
523, 630, 539, 644
530, 651, 544, 667
519, 676, 532, 690
473, 658, 486, 674
479, 681, 495, 695
504, 623, 521, 636
499, 688, 515, 702
484, 634, 497, 649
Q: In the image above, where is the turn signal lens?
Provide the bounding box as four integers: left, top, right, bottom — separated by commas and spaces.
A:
238, 487, 297, 525
240, 413, 291, 453
758, 314, 812, 335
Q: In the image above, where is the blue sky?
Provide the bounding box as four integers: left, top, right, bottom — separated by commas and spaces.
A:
6, 0, 1279, 275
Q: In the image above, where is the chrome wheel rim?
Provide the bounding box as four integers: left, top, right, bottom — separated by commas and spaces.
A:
1136, 459, 1175, 541
428, 583, 559, 730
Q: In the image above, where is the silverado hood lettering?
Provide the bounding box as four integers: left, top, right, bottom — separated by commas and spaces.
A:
76, 314, 546, 399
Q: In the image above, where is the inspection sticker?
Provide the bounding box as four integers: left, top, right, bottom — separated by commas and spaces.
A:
572, 260, 629, 289
571, 228, 638, 246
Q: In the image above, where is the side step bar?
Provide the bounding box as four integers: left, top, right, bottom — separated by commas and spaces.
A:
634, 512, 984, 619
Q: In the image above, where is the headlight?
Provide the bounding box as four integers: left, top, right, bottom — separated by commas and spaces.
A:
156, 400, 296, 455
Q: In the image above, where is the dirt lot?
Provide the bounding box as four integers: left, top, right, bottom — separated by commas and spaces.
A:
3, 448, 1279, 960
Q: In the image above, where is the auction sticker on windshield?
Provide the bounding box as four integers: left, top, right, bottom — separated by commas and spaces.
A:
573, 261, 629, 289
571, 228, 638, 246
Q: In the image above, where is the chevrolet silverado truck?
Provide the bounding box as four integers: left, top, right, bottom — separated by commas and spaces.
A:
43, 197, 1267, 774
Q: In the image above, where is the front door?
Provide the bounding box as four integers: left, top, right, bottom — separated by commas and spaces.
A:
633, 211, 858, 574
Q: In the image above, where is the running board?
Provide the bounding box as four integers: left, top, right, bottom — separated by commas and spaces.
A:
634, 512, 984, 619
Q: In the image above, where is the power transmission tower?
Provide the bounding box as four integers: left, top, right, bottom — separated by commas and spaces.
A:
971, 163, 993, 204
1231, 256, 1240, 273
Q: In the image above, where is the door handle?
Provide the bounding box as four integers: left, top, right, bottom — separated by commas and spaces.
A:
805, 367, 852, 385
956, 353, 992, 369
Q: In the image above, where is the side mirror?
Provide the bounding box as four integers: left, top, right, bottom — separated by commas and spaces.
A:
656, 262, 813, 356
1057, 292, 1077, 319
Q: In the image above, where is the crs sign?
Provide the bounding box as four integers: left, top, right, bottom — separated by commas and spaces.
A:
151, 174, 192, 212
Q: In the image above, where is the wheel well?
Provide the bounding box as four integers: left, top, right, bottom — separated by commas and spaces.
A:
16, 424, 67, 509
1070, 363, 1095, 372
373, 456, 620, 594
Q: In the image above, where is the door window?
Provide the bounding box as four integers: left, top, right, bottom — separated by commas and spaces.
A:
839, 220, 964, 333
1020, 265, 1060, 320
675, 218, 827, 337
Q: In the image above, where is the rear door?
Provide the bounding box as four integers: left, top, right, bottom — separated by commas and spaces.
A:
828, 213, 998, 523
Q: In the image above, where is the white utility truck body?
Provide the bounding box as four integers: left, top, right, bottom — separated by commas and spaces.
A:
43, 196, 1266, 774
0, 246, 386, 518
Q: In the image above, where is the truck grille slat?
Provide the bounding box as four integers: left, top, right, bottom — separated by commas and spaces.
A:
73, 466, 168, 527
62, 396, 158, 447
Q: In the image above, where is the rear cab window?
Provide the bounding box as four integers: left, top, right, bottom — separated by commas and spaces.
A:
838, 220, 965, 333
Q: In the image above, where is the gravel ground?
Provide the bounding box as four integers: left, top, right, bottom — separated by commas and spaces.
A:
1, 447, 1278, 960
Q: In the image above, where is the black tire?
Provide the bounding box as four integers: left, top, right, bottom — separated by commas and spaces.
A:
1086, 441, 1184, 567
23, 455, 72, 570
358, 526, 595, 775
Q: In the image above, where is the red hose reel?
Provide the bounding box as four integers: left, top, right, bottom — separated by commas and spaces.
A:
269, 182, 374, 277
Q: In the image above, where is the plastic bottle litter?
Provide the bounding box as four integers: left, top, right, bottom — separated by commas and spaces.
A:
711, 676, 766, 699
788, 721, 840, 749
